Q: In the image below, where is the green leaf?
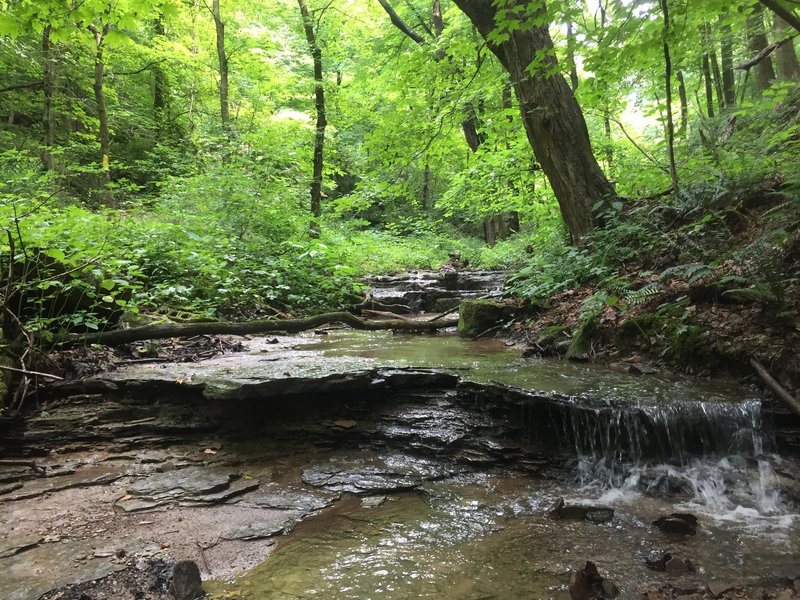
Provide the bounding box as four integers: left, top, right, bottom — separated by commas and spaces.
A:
0, 14, 19, 36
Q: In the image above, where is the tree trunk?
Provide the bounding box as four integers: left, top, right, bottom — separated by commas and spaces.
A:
453, 0, 614, 244
88, 23, 112, 204
212, 0, 230, 127
53, 312, 459, 348
41, 26, 55, 171
747, 4, 777, 92
566, 19, 579, 91
720, 20, 736, 107
701, 55, 715, 118
709, 49, 724, 112
774, 15, 800, 81
298, 0, 326, 222
152, 16, 168, 134
660, 0, 679, 195
676, 70, 689, 134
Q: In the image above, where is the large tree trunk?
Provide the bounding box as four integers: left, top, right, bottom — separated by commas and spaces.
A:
212, 0, 230, 127
41, 26, 55, 171
297, 0, 326, 222
701, 55, 715, 118
747, 4, 777, 92
774, 15, 800, 81
88, 23, 112, 204
452, 0, 614, 244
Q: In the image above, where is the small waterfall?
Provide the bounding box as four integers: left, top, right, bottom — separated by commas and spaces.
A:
541, 396, 789, 515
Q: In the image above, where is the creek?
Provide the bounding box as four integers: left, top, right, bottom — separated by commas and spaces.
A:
1, 326, 799, 599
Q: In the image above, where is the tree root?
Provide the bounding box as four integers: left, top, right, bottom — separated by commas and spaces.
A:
53, 312, 459, 349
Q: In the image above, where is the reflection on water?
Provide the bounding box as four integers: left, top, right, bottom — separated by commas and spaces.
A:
205, 331, 798, 600
301, 330, 755, 404
208, 474, 799, 600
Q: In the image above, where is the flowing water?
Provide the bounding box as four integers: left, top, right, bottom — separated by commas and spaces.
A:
205, 331, 800, 599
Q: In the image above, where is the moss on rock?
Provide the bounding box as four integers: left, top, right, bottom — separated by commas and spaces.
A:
457, 299, 514, 337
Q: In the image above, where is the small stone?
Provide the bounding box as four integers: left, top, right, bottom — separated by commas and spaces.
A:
664, 557, 692, 575
707, 581, 736, 597
600, 580, 620, 598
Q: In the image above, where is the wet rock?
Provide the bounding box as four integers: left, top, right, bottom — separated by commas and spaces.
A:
653, 513, 698, 536
707, 581, 737, 597
644, 551, 671, 571
549, 497, 614, 523
664, 556, 695, 575
457, 299, 514, 338
361, 495, 387, 508
569, 561, 618, 599
169, 560, 204, 600
222, 514, 299, 540
239, 484, 338, 512
301, 455, 459, 494
302, 464, 422, 494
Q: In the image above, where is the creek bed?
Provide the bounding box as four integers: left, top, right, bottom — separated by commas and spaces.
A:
2, 330, 799, 599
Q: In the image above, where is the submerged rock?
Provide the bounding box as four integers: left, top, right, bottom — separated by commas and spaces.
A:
549, 497, 614, 524
653, 513, 698, 536
568, 561, 619, 599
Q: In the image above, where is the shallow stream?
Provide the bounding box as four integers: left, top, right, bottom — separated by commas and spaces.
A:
2, 329, 799, 599
201, 331, 799, 599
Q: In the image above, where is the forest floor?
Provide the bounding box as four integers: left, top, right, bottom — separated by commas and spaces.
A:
513, 182, 800, 406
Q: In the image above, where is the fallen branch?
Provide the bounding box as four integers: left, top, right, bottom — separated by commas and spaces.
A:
750, 357, 800, 417
0, 364, 63, 380
53, 312, 459, 349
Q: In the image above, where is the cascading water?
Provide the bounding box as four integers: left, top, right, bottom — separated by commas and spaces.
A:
548, 396, 791, 517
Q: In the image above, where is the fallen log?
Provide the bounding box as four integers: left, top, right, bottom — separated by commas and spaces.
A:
53, 312, 459, 349
750, 357, 800, 417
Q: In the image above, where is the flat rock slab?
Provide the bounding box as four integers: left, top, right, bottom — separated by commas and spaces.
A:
0, 538, 128, 600
50, 335, 460, 401
238, 484, 339, 512
0, 465, 123, 502
222, 512, 303, 541
302, 454, 466, 494
117, 466, 256, 512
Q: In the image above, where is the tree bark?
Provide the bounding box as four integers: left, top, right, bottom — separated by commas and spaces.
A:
720, 20, 736, 107
53, 312, 459, 348
212, 0, 230, 127
297, 0, 326, 222
676, 71, 689, 134
41, 26, 55, 171
452, 0, 614, 244
660, 0, 679, 195
88, 23, 112, 204
701, 55, 715, 118
747, 4, 777, 92
566, 19, 579, 91
774, 15, 800, 80
152, 16, 169, 133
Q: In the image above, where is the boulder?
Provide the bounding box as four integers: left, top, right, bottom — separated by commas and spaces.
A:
169, 560, 204, 600
457, 299, 514, 337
